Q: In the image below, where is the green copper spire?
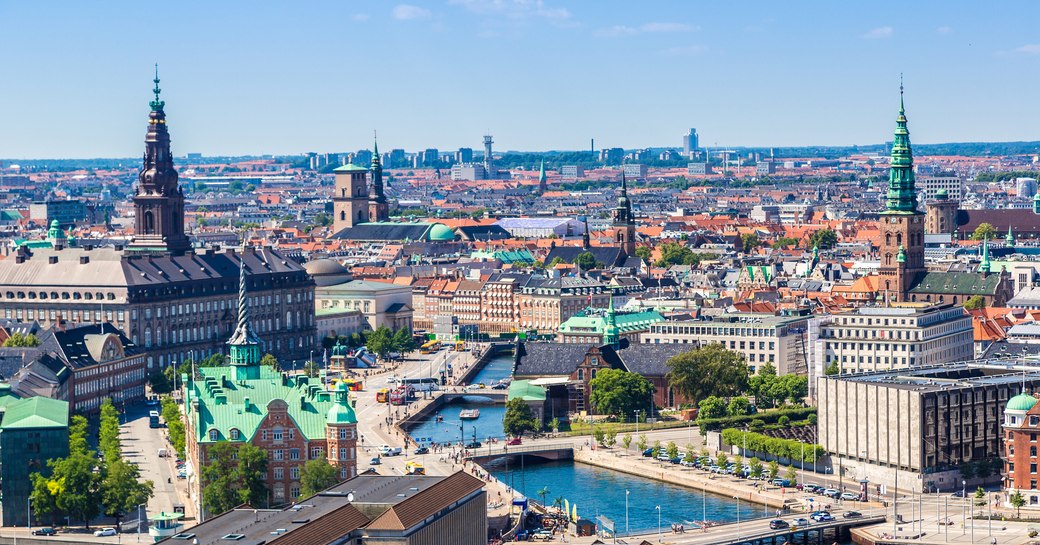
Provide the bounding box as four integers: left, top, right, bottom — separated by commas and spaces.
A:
896, 244, 906, 263
1007, 226, 1015, 248
228, 256, 262, 380
980, 237, 991, 273
883, 80, 919, 215
149, 64, 165, 112
604, 296, 620, 348
538, 160, 547, 191
807, 244, 819, 277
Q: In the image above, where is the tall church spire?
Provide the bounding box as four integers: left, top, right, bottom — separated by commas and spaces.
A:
884, 79, 919, 214
228, 255, 262, 379
130, 66, 191, 255
538, 160, 547, 193
980, 237, 992, 274
368, 132, 389, 222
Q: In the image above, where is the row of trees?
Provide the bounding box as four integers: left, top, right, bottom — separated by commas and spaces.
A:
161, 396, 186, 458
365, 326, 417, 360
720, 428, 824, 463
31, 399, 154, 528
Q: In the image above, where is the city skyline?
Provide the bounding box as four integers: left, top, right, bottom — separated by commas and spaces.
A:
4, 1, 1040, 158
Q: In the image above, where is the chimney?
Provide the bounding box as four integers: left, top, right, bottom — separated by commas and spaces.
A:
80, 256, 90, 264
48, 256, 58, 264
300, 395, 306, 410
244, 397, 251, 411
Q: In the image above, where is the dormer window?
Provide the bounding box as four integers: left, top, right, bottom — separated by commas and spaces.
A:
209, 429, 219, 441
230, 428, 241, 441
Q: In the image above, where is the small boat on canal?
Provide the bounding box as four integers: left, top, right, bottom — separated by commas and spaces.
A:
459, 409, 480, 420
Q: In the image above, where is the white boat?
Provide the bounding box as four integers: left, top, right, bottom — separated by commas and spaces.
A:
459, 409, 480, 420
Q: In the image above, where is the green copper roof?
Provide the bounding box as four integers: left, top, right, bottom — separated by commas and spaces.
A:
333, 163, 369, 173
327, 381, 357, 424
508, 380, 547, 402
1007, 393, 1038, 412
0, 396, 69, 430
883, 87, 920, 215
897, 245, 906, 263
470, 248, 535, 264
188, 365, 337, 443
428, 223, 456, 241
558, 308, 664, 336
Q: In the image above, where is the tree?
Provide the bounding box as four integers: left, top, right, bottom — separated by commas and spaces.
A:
958, 461, 976, 480
99, 398, 122, 463
716, 452, 728, 469
824, 361, 840, 376
592, 427, 606, 446
237, 444, 269, 508
767, 460, 780, 481
668, 345, 750, 407
808, 228, 838, 249
772, 236, 800, 249
1010, 490, 1026, 517
547, 256, 566, 268
634, 246, 652, 261
366, 326, 395, 360
537, 486, 551, 508
749, 457, 764, 479
202, 442, 241, 515
261, 353, 280, 371
503, 398, 539, 437
605, 430, 617, 448
697, 396, 728, 419
684, 445, 696, 464
101, 459, 154, 531
303, 360, 321, 378
962, 295, 986, 311
651, 440, 663, 458
2, 332, 41, 347
588, 368, 655, 418
299, 456, 340, 498
971, 223, 998, 241
574, 251, 598, 272
622, 434, 633, 451
740, 233, 760, 253
392, 328, 417, 354
666, 441, 679, 460
728, 396, 752, 416
548, 417, 560, 433
149, 370, 172, 394
161, 396, 186, 457
785, 464, 797, 483
636, 434, 648, 452
29, 473, 60, 525
733, 454, 743, 473
974, 486, 986, 507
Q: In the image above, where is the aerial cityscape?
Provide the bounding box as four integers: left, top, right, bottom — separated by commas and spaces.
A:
6, 2, 1040, 545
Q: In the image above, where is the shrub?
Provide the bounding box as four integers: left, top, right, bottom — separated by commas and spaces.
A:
697, 407, 816, 433
721, 428, 823, 462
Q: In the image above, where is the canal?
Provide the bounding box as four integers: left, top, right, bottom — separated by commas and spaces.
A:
467, 351, 512, 386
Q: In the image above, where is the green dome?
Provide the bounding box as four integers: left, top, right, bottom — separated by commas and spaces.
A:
1007, 393, 1038, 412
935, 189, 948, 199
327, 381, 357, 424
427, 223, 456, 241
50, 219, 60, 229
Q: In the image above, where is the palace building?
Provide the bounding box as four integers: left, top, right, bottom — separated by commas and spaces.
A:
184, 264, 358, 517
0, 74, 317, 369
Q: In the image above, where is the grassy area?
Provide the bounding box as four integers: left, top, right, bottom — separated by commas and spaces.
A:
565, 418, 695, 436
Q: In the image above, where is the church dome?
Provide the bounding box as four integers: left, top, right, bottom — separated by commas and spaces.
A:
1007, 393, 1038, 412
304, 259, 352, 287
427, 223, 456, 242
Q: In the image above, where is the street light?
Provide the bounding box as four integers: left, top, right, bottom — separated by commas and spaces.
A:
625, 490, 630, 535
962, 480, 966, 536
655, 505, 661, 543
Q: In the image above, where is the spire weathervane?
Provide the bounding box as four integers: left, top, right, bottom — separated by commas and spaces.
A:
150, 63, 165, 112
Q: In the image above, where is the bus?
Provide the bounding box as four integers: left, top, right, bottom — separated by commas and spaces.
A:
342, 379, 364, 392
401, 377, 439, 392
453, 340, 466, 352
389, 386, 411, 406
149, 410, 160, 429
376, 388, 390, 403
420, 340, 441, 354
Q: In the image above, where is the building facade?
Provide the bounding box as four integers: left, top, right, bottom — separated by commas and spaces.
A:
315, 280, 413, 332
0, 395, 69, 527
1002, 393, 1040, 509
28, 200, 86, 228
820, 305, 973, 374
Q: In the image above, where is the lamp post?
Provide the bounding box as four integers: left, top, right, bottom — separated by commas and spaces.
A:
961, 480, 966, 536
625, 490, 630, 535
656, 505, 661, 543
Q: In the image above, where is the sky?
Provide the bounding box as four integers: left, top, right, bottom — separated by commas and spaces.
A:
3, 1, 1040, 158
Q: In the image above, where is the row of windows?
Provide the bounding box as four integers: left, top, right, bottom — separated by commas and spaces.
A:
649, 325, 779, 337
3, 290, 115, 301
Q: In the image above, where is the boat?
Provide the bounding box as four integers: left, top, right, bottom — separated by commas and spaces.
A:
459, 409, 480, 420
436, 415, 444, 422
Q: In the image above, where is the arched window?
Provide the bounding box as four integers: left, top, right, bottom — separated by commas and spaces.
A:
885, 233, 891, 246
230, 428, 241, 441
340, 211, 346, 221
209, 429, 219, 441
144, 211, 155, 232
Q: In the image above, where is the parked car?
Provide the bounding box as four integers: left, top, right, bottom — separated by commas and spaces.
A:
840, 492, 860, 501
680, 459, 697, 467
670, 457, 682, 464
642, 448, 655, 457
842, 511, 862, 519
822, 488, 841, 499
94, 528, 117, 537
769, 519, 789, 529
32, 527, 57, 536
772, 478, 792, 487
414, 447, 429, 455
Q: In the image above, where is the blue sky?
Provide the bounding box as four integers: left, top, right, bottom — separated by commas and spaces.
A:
3, 1, 1040, 158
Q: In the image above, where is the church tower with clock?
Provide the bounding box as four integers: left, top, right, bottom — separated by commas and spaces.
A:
878, 86, 926, 302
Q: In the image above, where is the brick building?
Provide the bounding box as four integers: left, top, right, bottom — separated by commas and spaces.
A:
1003, 392, 1040, 509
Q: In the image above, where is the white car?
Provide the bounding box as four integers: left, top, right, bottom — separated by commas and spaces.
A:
94, 528, 117, 537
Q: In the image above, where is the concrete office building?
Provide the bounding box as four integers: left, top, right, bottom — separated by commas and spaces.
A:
818, 363, 1040, 492
560, 165, 584, 180
28, 199, 87, 228
917, 175, 964, 201
643, 313, 810, 375
820, 304, 973, 374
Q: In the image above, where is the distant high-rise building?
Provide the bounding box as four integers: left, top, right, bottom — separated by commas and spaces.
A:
455, 147, 473, 164
421, 148, 440, 167
622, 164, 647, 179
599, 147, 624, 165
353, 149, 373, 167
561, 165, 584, 180
388, 148, 406, 168
683, 128, 699, 156
483, 135, 495, 176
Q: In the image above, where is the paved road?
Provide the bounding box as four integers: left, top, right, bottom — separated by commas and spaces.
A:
119, 403, 196, 523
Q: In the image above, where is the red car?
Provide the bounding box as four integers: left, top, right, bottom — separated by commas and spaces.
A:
507, 437, 522, 445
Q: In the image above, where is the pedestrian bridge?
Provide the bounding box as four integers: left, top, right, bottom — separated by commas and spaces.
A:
466, 442, 575, 462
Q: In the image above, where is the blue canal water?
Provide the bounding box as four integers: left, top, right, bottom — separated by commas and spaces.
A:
467, 352, 513, 386
407, 400, 508, 446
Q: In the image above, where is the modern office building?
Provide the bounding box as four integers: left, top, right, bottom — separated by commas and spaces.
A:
687, 162, 712, 175
28, 199, 87, 228
643, 313, 811, 375
184, 265, 358, 516
622, 164, 647, 179
560, 165, 584, 180
917, 175, 964, 201
818, 363, 1040, 492
0, 395, 69, 527
820, 304, 973, 374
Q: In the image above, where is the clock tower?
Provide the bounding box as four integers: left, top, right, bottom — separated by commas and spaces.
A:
878, 85, 925, 302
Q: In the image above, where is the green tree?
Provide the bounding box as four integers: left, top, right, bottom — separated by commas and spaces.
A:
605, 430, 618, 448
261, 353, 280, 371
785, 464, 797, 483
622, 434, 633, 451
666, 441, 679, 460
593, 427, 606, 446
974, 486, 986, 507
767, 460, 780, 481
2, 332, 41, 347
668, 345, 750, 407
698, 396, 728, 419
958, 461, 976, 480
588, 368, 655, 418
98, 398, 122, 463
962, 295, 986, 311
683, 445, 696, 464
1010, 491, 1026, 517
749, 457, 764, 479
149, 369, 172, 394
161, 396, 186, 457
202, 442, 241, 515
29, 473, 60, 525
727, 396, 752, 416
733, 454, 743, 473
808, 228, 838, 249
547, 256, 566, 268
392, 328, 417, 354
299, 456, 340, 498
548, 417, 560, 433
237, 444, 269, 507
772, 236, 800, 249
503, 398, 539, 437
971, 222, 998, 241
740, 233, 761, 253
366, 326, 395, 360
651, 440, 663, 458
716, 452, 728, 468
574, 251, 598, 271
101, 459, 154, 531
824, 361, 840, 376
778, 415, 791, 427
634, 246, 652, 261
51, 452, 102, 527
303, 360, 321, 378
636, 434, 648, 452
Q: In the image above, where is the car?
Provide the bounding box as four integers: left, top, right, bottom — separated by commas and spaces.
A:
378, 445, 403, 456
32, 527, 57, 536
642, 448, 655, 457
491, 382, 508, 390
680, 459, 697, 467
842, 511, 862, 519
841, 492, 860, 501
768, 519, 789, 530
94, 528, 117, 537
507, 437, 522, 445
176, 469, 187, 479
414, 447, 429, 455
772, 478, 792, 487
670, 457, 682, 464
952, 490, 965, 497
369, 457, 381, 465
792, 518, 810, 527
465, 441, 482, 449
810, 512, 834, 522
657, 453, 672, 462
822, 488, 841, 498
